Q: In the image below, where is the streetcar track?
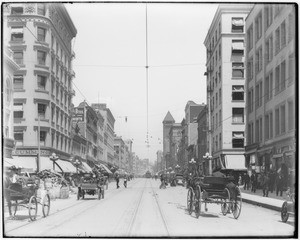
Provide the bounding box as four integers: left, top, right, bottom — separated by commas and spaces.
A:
149, 179, 170, 236
5, 179, 142, 235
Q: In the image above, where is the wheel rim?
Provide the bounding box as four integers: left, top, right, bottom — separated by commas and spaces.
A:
281, 202, 289, 222
187, 188, 193, 215
232, 187, 242, 219
221, 188, 230, 215
42, 194, 50, 217
195, 185, 201, 218
29, 196, 37, 221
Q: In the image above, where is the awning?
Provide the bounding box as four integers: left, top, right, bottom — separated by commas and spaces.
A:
81, 162, 93, 172
97, 163, 112, 174
5, 157, 36, 172
224, 155, 246, 170
55, 160, 77, 173
232, 18, 244, 26
11, 27, 23, 33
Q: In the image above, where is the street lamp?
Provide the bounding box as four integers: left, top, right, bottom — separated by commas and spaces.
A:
73, 158, 81, 173
49, 152, 59, 171
203, 152, 212, 175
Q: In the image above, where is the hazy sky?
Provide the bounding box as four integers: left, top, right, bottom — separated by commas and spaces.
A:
65, 3, 219, 162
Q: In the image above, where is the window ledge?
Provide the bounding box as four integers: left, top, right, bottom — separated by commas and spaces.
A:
9, 40, 25, 44
35, 89, 49, 94
232, 77, 245, 80
34, 41, 49, 47
232, 122, 245, 125
14, 118, 25, 123
35, 118, 49, 122
35, 64, 49, 70
14, 89, 25, 92
232, 100, 245, 102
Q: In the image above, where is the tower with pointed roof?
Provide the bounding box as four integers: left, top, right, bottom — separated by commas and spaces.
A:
162, 111, 175, 169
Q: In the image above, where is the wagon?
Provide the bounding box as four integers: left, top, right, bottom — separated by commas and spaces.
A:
187, 175, 242, 219
5, 177, 50, 221
77, 173, 105, 200
281, 187, 295, 223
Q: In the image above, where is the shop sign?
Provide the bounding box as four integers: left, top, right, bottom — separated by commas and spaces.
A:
13, 149, 50, 156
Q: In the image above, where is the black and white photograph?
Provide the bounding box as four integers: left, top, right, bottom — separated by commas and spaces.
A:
2, 1, 297, 238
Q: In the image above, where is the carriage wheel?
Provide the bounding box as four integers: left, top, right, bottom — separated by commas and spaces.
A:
221, 188, 231, 215
187, 188, 194, 215
42, 194, 50, 217
195, 185, 202, 218
281, 201, 289, 223
232, 187, 242, 219
97, 188, 101, 200
28, 196, 38, 221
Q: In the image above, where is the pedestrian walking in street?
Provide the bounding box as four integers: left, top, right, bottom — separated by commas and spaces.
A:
159, 173, 166, 189
276, 173, 284, 196
250, 171, 257, 193
262, 172, 270, 197
115, 173, 120, 189
123, 175, 128, 188
244, 172, 250, 190
268, 170, 276, 193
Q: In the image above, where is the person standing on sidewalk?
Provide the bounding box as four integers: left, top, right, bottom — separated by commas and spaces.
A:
244, 172, 250, 190
262, 172, 270, 197
115, 173, 120, 189
276, 173, 284, 196
268, 170, 276, 193
250, 171, 257, 193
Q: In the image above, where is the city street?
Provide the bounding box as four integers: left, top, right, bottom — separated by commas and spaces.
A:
4, 178, 295, 237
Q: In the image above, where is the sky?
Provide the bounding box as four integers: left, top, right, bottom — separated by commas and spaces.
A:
65, 3, 219, 162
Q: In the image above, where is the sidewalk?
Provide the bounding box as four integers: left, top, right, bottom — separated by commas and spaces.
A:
240, 187, 288, 212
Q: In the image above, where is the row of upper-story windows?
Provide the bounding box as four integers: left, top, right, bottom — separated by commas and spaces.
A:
11, 4, 46, 16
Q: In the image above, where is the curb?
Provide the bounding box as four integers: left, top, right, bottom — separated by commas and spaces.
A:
241, 197, 282, 212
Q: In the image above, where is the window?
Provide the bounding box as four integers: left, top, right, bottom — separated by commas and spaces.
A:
219, 133, 222, 149
275, 65, 280, 94
219, 44, 221, 59
259, 118, 263, 141
13, 75, 24, 89
13, 51, 23, 65
56, 135, 59, 149
51, 80, 55, 95
52, 133, 55, 147
56, 84, 59, 98
280, 105, 286, 134
270, 112, 273, 139
232, 17, 244, 33
37, 50, 46, 65
14, 130, 24, 146
265, 71, 273, 101
13, 103, 24, 119
56, 43, 59, 54
255, 47, 262, 74
247, 122, 253, 144
11, 27, 23, 41
275, 108, 280, 136
11, 7, 23, 14
56, 61, 59, 75
264, 5, 273, 29
61, 89, 63, 102
288, 101, 294, 130
289, 53, 295, 84
281, 60, 286, 90
232, 62, 244, 78
51, 35, 54, 48
232, 108, 244, 123
255, 120, 259, 143
56, 109, 59, 123
38, 103, 46, 119
255, 11, 262, 41
255, 81, 262, 108
265, 35, 273, 64
37, 27, 46, 42
219, 66, 221, 83
232, 132, 244, 148
37, 3, 46, 16
247, 24, 253, 50
247, 57, 253, 81
248, 88, 254, 113
281, 21, 286, 48
232, 86, 244, 101
51, 106, 55, 121
232, 40, 244, 56
51, 56, 54, 71
288, 12, 295, 42
215, 92, 218, 106
219, 88, 221, 104
219, 110, 221, 126
40, 131, 46, 146
37, 75, 46, 90
275, 27, 280, 54
265, 114, 269, 140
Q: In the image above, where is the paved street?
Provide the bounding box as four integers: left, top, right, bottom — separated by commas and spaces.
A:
4, 178, 295, 237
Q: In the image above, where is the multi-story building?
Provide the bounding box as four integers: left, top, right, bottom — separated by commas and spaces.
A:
245, 4, 295, 179
162, 111, 175, 169
156, 150, 163, 172
72, 101, 99, 166
125, 139, 133, 173
4, 3, 77, 167
114, 135, 125, 168
169, 123, 183, 169
70, 121, 87, 163
204, 4, 252, 171
3, 47, 20, 160
91, 103, 115, 166
196, 105, 208, 174
177, 118, 188, 169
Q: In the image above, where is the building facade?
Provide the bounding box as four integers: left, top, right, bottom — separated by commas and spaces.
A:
162, 111, 175, 169
169, 123, 183, 169
156, 150, 163, 172
114, 136, 125, 168
196, 105, 208, 174
4, 3, 77, 166
204, 4, 252, 171
245, 4, 296, 179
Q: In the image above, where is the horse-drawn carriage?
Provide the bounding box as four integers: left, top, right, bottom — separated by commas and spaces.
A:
281, 187, 295, 223
4, 173, 50, 221
77, 172, 105, 200
187, 173, 242, 219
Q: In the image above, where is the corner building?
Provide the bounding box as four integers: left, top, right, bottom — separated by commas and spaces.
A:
245, 4, 296, 178
204, 4, 252, 170
4, 3, 77, 165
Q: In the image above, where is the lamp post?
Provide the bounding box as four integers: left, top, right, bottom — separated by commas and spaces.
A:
49, 152, 59, 171
203, 152, 212, 175
175, 164, 180, 174
73, 159, 81, 174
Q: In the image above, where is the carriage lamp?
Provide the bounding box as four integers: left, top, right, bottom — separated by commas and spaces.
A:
189, 158, 196, 164
50, 153, 59, 171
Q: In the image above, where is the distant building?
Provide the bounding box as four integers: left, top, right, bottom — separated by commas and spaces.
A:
204, 4, 252, 171
114, 135, 125, 168
169, 123, 183, 169
4, 3, 77, 167
245, 4, 296, 177
162, 111, 175, 169
196, 106, 208, 174
156, 150, 163, 172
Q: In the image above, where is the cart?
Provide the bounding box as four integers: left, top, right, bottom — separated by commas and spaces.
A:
187, 176, 242, 219
5, 176, 50, 221
77, 173, 105, 200
281, 187, 295, 222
